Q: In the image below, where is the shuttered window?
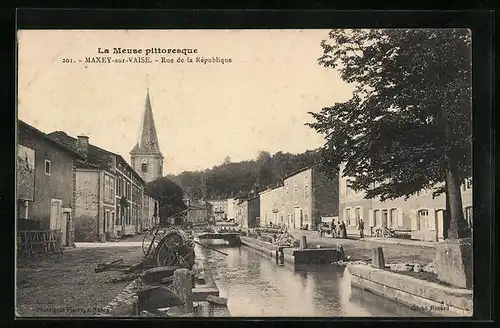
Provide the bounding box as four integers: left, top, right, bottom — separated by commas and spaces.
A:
389, 209, 397, 228
346, 208, 351, 226
397, 208, 403, 228
355, 207, 361, 227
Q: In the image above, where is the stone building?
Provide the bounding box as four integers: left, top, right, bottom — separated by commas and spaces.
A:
17, 121, 85, 247
207, 199, 227, 221
226, 198, 236, 221
186, 200, 213, 225
371, 181, 472, 242
130, 89, 164, 183
259, 184, 285, 227
48, 131, 155, 240
142, 192, 159, 230
282, 165, 339, 231
338, 165, 374, 236
339, 164, 473, 242
235, 195, 260, 229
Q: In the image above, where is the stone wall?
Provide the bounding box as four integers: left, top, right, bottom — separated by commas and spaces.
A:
348, 264, 473, 316
75, 170, 100, 241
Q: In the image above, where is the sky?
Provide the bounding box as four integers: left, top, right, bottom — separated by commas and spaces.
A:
18, 29, 354, 175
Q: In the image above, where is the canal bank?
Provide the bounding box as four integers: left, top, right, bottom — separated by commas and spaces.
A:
347, 264, 473, 317
237, 235, 465, 317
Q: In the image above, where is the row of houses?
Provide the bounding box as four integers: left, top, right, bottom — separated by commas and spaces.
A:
17, 90, 164, 246
338, 165, 473, 242
203, 162, 472, 243
17, 120, 160, 245
235, 165, 339, 230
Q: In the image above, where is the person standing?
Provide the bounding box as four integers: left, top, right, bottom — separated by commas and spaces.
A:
341, 221, 347, 239
330, 220, 336, 238
358, 219, 365, 238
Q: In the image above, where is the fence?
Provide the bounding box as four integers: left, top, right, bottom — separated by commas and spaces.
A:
17, 229, 63, 258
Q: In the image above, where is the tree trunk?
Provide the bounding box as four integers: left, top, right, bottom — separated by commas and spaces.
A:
444, 189, 450, 239
441, 105, 470, 239
444, 164, 469, 239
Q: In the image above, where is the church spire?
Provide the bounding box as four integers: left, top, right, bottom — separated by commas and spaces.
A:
130, 89, 163, 157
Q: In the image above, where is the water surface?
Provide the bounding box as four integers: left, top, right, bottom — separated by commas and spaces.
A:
195, 242, 431, 317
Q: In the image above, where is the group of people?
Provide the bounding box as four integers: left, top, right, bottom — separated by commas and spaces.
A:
318, 218, 365, 239
329, 220, 348, 239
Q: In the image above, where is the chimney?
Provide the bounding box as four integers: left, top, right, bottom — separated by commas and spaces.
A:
77, 135, 89, 156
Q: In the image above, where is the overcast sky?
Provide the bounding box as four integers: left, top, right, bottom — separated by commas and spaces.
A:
18, 29, 354, 175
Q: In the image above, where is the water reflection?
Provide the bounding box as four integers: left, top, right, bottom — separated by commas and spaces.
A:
194, 241, 432, 317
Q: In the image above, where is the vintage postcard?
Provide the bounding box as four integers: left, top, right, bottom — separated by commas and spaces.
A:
16, 29, 473, 317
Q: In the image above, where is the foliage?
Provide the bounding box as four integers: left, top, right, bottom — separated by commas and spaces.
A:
166, 150, 320, 200
145, 178, 187, 220
307, 29, 472, 201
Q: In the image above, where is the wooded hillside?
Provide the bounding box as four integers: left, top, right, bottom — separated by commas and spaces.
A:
166, 150, 320, 200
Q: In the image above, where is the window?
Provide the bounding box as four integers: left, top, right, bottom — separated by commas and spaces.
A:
465, 206, 473, 229
110, 177, 114, 199
374, 210, 381, 227
104, 175, 115, 202
346, 208, 351, 226
111, 212, 115, 227
355, 207, 361, 226
418, 209, 429, 230
44, 159, 51, 175
382, 210, 388, 227
390, 209, 397, 227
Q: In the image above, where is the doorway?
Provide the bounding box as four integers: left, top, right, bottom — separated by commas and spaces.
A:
50, 199, 62, 230
294, 207, 301, 229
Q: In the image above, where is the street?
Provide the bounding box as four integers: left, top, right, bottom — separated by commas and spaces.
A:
16, 243, 144, 317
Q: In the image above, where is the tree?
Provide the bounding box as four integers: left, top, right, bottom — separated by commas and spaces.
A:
223, 156, 231, 165
145, 178, 187, 224
307, 29, 471, 239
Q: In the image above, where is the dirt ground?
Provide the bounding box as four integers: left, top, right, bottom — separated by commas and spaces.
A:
16, 246, 144, 317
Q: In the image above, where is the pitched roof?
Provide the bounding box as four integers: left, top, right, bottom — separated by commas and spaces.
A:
130, 89, 163, 157
283, 164, 316, 180
48, 131, 114, 171
47, 131, 143, 182
18, 121, 85, 160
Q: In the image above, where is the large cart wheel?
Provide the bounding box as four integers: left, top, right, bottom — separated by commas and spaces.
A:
155, 229, 194, 269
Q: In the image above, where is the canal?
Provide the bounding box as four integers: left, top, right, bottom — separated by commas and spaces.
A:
195, 242, 432, 317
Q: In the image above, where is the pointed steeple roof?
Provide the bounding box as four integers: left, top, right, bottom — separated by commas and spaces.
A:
130, 89, 163, 157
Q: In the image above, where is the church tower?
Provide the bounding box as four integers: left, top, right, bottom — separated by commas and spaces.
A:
130, 89, 164, 183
